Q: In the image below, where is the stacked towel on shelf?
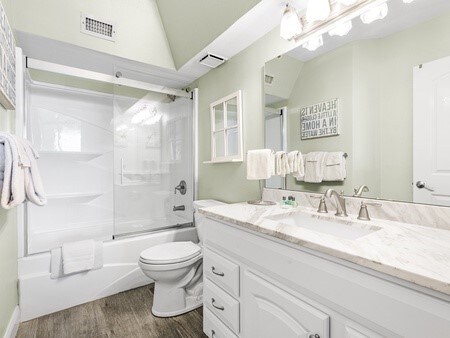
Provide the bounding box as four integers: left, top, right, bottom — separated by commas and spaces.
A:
323, 152, 347, 181
246, 149, 275, 180
51, 240, 104, 279
304, 152, 327, 183
0, 132, 46, 209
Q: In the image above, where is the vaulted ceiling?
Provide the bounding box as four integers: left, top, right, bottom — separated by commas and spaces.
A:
156, 0, 261, 69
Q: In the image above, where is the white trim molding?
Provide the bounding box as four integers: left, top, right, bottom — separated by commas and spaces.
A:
3, 306, 20, 338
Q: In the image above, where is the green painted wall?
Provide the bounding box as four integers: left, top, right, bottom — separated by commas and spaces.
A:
195, 28, 293, 203
0, 108, 18, 337
264, 55, 303, 101
11, 0, 175, 70
156, 0, 261, 69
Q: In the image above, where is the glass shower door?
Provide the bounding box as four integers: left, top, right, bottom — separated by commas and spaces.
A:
112, 76, 194, 237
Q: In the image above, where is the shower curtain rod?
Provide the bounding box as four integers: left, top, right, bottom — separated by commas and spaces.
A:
26, 57, 191, 98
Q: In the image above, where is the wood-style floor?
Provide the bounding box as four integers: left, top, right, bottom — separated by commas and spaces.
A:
17, 285, 207, 338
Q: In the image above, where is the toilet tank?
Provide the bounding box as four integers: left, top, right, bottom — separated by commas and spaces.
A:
193, 199, 226, 244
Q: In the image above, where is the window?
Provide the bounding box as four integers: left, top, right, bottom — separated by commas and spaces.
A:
209, 90, 243, 163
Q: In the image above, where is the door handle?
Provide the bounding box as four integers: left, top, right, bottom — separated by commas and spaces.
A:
416, 181, 435, 191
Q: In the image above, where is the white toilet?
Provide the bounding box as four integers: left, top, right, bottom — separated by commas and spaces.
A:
138, 199, 225, 317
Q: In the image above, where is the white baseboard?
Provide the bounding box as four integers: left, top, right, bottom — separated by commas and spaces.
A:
3, 306, 20, 338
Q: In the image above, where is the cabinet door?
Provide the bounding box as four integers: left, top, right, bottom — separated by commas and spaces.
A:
242, 271, 329, 338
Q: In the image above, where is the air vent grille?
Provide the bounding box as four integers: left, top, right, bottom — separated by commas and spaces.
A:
199, 54, 226, 68
265, 74, 274, 85
81, 13, 116, 41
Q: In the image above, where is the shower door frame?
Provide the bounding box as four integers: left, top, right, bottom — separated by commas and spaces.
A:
17, 56, 199, 257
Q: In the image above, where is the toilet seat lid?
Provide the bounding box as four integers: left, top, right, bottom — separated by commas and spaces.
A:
140, 241, 201, 265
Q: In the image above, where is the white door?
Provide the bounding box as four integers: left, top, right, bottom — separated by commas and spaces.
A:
413, 56, 450, 206
242, 270, 329, 338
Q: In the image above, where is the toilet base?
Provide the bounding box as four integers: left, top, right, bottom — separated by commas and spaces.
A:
152, 297, 203, 318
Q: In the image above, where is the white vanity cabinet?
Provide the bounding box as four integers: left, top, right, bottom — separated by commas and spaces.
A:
202, 217, 450, 338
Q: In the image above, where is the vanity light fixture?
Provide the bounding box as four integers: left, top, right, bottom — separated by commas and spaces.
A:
360, 2, 389, 24
328, 19, 353, 37
280, 4, 303, 41
302, 35, 324, 51
306, 0, 331, 24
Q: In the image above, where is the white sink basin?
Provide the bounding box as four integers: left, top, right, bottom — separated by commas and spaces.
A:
263, 212, 381, 240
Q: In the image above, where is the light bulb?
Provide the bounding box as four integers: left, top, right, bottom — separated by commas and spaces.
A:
280, 5, 303, 40
360, 3, 388, 24
328, 20, 353, 37
302, 35, 324, 51
337, 0, 357, 5
306, 0, 331, 24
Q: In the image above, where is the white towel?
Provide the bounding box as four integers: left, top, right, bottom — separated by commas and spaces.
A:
275, 151, 289, 177
0, 133, 26, 209
287, 151, 305, 177
22, 139, 47, 206
293, 154, 306, 181
52, 241, 103, 278
0, 133, 47, 209
304, 152, 327, 183
323, 152, 346, 181
62, 240, 96, 275
246, 149, 274, 180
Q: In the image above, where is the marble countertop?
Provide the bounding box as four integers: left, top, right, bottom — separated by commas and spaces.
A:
200, 203, 450, 296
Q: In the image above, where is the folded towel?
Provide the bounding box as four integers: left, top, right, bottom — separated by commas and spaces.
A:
246, 149, 274, 180
62, 240, 96, 275
275, 151, 289, 177
323, 152, 346, 181
293, 154, 306, 181
52, 241, 103, 279
304, 152, 327, 183
287, 151, 305, 177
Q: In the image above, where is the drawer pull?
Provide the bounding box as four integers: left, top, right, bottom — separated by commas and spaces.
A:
211, 266, 225, 277
211, 329, 216, 337
211, 298, 225, 311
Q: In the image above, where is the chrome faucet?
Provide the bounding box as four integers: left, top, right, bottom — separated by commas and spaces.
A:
353, 185, 369, 197
173, 205, 185, 211
325, 189, 348, 217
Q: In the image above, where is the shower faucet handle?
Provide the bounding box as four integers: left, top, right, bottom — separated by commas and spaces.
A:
174, 180, 187, 195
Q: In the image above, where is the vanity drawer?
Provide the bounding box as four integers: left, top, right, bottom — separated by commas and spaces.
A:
204, 277, 240, 333
204, 248, 240, 297
204, 307, 239, 338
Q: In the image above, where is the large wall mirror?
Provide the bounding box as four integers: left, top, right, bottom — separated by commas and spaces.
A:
264, 0, 450, 207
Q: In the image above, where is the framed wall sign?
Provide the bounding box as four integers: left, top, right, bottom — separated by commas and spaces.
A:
300, 98, 339, 140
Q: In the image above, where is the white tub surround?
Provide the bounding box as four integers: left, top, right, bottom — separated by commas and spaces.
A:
200, 205, 450, 337
199, 203, 450, 296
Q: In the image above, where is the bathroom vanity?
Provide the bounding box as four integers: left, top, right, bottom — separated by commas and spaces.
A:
200, 199, 450, 338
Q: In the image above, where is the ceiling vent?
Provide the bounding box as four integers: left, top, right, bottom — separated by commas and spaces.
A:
80, 13, 116, 42
199, 54, 227, 68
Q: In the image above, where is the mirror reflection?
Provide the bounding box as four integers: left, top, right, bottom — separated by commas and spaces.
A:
264, 0, 450, 207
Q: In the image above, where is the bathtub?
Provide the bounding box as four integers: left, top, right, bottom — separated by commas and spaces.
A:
18, 227, 198, 321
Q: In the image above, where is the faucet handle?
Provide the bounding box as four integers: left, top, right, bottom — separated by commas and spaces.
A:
310, 195, 328, 213
357, 201, 382, 221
